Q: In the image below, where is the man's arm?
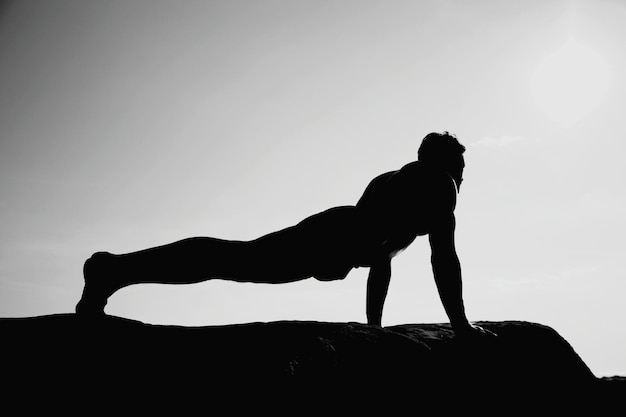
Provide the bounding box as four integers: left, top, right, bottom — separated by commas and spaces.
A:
366, 257, 391, 326
428, 211, 473, 333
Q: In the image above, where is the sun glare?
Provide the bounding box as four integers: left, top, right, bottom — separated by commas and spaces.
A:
531, 39, 610, 128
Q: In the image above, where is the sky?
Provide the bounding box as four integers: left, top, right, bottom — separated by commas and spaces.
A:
1, 0, 625, 377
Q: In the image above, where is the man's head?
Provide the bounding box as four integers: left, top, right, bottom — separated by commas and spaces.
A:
418, 132, 466, 190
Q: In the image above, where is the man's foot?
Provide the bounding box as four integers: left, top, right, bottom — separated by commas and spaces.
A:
75, 252, 120, 316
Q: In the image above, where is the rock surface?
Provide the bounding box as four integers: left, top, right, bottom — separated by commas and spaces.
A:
0, 314, 621, 412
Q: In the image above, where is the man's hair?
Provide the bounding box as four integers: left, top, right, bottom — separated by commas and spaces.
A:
417, 131, 465, 163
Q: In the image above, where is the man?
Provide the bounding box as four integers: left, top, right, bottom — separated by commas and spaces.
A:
77, 132, 490, 338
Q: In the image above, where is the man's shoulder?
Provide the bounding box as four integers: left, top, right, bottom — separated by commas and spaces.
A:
398, 160, 421, 172
396, 160, 444, 183
397, 161, 457, 206
371, 161, 431, 183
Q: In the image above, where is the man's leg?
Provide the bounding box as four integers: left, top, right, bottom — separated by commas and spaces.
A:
75, 233, 312, 315
76, 237, 244, 315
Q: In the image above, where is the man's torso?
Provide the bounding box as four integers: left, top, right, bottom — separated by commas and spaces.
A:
290, 161, 458, 280
353, 160, 457, 264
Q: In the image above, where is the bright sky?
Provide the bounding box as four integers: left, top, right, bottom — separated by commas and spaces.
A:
1, 1, 625, 377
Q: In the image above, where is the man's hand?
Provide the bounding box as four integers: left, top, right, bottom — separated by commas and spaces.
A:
453, 323, 497, 340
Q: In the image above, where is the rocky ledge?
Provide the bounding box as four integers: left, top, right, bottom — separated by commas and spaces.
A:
0, 314, 622, 412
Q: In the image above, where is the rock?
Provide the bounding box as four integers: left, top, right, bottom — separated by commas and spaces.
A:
0, 314, 619, 413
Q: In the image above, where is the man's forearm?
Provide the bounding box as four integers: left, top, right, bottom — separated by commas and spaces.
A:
432, 255, 470, 330
366, 261, 391, 326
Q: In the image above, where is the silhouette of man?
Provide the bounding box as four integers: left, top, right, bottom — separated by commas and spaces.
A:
77, 132, 489, 337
